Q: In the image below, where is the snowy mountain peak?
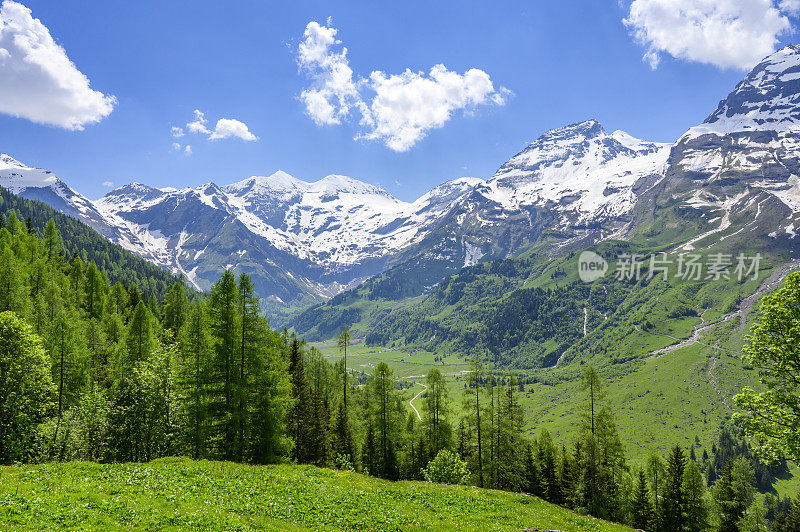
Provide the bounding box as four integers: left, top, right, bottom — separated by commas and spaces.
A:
308, 174, 394, 199
98, 183, 166, 212
0, 153, 26, 168
0, 154, 58, 190
686, 44, 800, 137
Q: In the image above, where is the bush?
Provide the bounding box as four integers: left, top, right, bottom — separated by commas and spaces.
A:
421, 450, 470, 485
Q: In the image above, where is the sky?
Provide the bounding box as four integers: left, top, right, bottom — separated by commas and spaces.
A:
0, 0, 799, 202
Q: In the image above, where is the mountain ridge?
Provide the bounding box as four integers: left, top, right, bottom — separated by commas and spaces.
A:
4, 45, 800, 312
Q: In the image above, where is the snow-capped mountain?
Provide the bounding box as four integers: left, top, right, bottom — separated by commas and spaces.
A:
487, 119, 670, 233
6, 45, 800, 310
0, 154, 112, 231
638, 44, 800, 250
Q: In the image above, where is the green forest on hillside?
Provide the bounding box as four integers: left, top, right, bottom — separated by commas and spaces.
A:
0, 206, 799, 531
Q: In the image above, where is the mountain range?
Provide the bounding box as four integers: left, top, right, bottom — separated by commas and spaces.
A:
3, 45, 800, 320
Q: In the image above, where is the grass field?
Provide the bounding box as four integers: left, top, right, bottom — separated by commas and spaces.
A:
0, 458, 634, 531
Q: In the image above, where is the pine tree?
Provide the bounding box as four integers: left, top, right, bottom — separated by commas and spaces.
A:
333, 400, 356, 466
538, 429, 561, 504
631, 470, 654, 531
178, 304, 210, 459
581, 366, 603, 436
208, 270, 238, 459
714, 461, 745, 532
162, 279, 189, 333
463, 357, 485, 487
337, 328, 351, 413
43, 219, 61, 261
662, 445, 686, 530
423, 368, 450, 459
125, 301, 154, 366
682, 458, 708, 532
647, 453, 666, 531
288, 338, 312, 463
362, 415, 376, 475
372, 362, 398, 479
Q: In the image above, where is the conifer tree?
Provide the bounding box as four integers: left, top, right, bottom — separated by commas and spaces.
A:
423, 368, 450, 459
209, 270, 238, 459
714, 461, 745, 532
178, 304, 210, 459
682, 458, 708, 532
288, 338, 312, 463
463, 356, 485, 487
125, 301, 154, 366
662, 445, 686, 529
43, 219, 61, 261
631, 469, 654, 531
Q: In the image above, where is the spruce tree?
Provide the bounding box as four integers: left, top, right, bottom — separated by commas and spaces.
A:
631, 470, 653, 531
682, 459, 708, 532
288, 338, 312, 463
662, 445, 686, 529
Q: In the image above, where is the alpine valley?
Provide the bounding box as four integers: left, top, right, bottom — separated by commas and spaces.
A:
4, 44, 800, 464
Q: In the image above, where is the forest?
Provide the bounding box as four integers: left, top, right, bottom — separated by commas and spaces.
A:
0, 208, 799, 531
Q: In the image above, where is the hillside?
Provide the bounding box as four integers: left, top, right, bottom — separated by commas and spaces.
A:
0, 186, 178, 297
0, 458, 633, 531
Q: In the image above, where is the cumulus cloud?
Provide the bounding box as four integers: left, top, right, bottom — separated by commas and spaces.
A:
296, 20, 507, 151
184, 145, 192, 155
297, 21, 363, 126
0, 1, 116, 129
623, 0, 795, 70
186, 109, 210, 135
209, 118, 258, 141
102, 181, 113, 188
181, 109, 257, 142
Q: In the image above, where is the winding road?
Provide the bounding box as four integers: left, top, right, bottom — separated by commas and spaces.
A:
409, 383, 427, 421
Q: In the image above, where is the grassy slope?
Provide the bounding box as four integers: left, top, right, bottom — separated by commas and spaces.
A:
0, 458, 633, 531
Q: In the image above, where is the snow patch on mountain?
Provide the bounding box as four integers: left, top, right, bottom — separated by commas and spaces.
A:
487, 120, 670, 225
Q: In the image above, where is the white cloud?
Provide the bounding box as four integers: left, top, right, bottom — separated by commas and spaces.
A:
209, 118, 258, 141
297, 21, 362, 126
296, 20, 507, 151
780, 0, 800, 15
181, 109, 257, 142
171, 142, 191, 155
624, 0, 795, 70
102, 181, 113, 188
0, 1, 115, 129
363, 65, 505, 152
186, 109, 210, 135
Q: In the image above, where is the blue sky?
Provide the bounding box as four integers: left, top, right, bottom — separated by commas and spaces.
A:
0, 0, 797, 201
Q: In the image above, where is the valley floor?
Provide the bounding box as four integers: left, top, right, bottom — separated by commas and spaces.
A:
0, 458, 633, 531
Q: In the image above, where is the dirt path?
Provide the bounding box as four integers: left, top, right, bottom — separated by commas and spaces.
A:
409, 383, 427, 421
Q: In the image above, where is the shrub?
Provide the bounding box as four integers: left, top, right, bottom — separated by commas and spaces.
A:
421, 450, 470, 485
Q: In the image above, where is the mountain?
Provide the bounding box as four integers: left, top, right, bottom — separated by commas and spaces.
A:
292, 45, 800, 342
632, 44, 800, 252
5, 46, 800, 323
